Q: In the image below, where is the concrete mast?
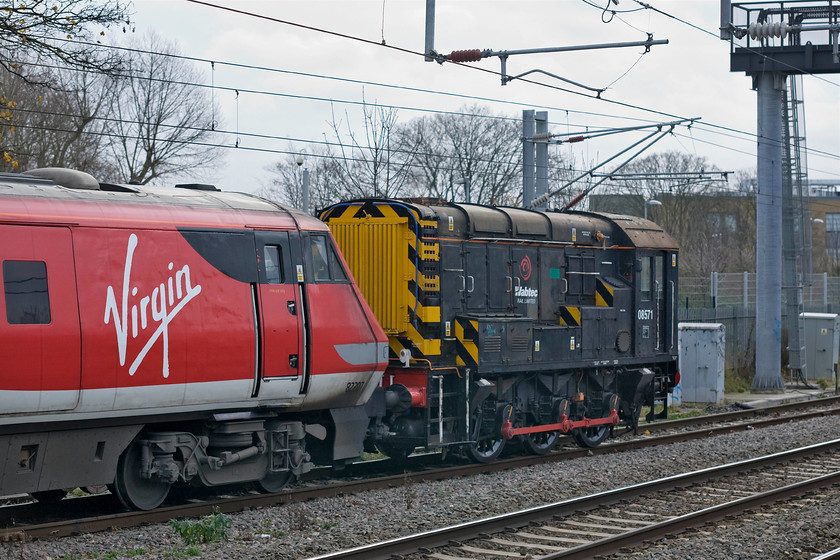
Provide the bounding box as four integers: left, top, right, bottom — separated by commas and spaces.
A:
753, 72, 786, 390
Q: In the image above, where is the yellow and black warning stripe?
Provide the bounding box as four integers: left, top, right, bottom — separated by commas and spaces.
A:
595, 278, 614, 307
454, 317, 479, 367
558, 306, 581, 326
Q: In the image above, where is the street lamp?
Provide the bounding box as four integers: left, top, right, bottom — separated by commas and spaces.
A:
454, 177, 471, 203
644, 199, 662, 220
296, 156, 310, 214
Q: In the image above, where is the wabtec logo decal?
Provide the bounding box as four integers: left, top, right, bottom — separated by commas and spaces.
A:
515, 285, 538, 304
104, 234, 202, 378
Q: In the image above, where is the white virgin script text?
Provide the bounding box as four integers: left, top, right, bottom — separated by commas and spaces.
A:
104, 234, 202, 378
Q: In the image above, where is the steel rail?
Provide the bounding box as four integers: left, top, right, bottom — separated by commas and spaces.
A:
814, 545, 840, 560
304, 438, 840, 560
544, 470, 840, 559
2, 398, 838, 540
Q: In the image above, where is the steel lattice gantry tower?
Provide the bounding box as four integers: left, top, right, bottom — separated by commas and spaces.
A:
726, 0, 840, 390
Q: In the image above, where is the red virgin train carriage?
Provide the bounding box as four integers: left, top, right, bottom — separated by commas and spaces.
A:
0, 168, 387, 510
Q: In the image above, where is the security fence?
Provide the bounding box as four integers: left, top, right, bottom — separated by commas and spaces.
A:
680, 273, 840, 312
678, 273, 840, 375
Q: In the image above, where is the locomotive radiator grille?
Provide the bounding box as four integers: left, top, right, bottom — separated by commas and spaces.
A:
324, 202, 442, 361
331, 220, 403, 332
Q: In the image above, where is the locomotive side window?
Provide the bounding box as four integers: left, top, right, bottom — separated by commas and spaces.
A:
3, 260, 51, 325
640, 257, 652, 301
263, 245, 284, 284
654, 255, 664, 297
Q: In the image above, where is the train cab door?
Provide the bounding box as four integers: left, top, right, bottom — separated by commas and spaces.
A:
635, 253, 657, 356
254, 231, 304, 397
0, 225, 80, 412
654, 254, 666, 352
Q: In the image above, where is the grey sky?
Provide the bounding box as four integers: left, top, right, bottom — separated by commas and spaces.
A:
127, 0, 840, 194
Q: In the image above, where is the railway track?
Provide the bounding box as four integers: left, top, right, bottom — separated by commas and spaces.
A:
1, 396, 838, 541
307, 439, 840, 560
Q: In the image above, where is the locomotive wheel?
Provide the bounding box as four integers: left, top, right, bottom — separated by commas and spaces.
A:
522, 428, 559, 455
112, 441, 171, 511
572, 425, 609, 448
253, 471, 294, 494
466, 433, 505, 463
465, 395, 505, 463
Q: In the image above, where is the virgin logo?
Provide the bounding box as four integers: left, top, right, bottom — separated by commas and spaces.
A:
104, 234, 202, 378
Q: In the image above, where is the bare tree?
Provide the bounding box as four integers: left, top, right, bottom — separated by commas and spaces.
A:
259, 149, 343, 213
107, 32, 222, 184
0, 0, 130, 78
0, 63, 116, 175
594, 151, 755, 277
324, 97, 414, 199
398, 105, 522, 204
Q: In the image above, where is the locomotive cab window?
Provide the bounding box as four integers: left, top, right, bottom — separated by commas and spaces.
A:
307, 234, 348, 282
3, 260, 51, 325
639, 257, 652, 301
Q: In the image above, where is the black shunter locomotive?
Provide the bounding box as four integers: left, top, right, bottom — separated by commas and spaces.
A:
320, 199, 679, 461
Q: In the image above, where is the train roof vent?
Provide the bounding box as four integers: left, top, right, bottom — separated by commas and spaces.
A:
175, 183, 219, 191
26, 168, 100, 190
99, 182, 141, 193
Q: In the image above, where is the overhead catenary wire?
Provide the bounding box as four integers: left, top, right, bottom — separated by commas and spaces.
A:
176, 0, 838, 171
35, 29, 832, 163
5, 2, 837, 188
529, 120, 685, 209
16, 47, 836, 174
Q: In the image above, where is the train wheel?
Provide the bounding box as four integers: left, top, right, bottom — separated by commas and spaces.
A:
522, 429, 559, 455
253, 471, 294, 494
466, 434, 505, 462
465, 395, 505, 463
112, 441, 171, 511
572, 425, 609, 448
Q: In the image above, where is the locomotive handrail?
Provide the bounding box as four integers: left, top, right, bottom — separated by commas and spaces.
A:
669, 280, 675, 351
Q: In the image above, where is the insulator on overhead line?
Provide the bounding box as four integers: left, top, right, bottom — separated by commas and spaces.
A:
531, 132, 552, 141
447, 49, 483, 63
564, 191, 587, 210
567, 135, 587, 143
748, 21, 789, 40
